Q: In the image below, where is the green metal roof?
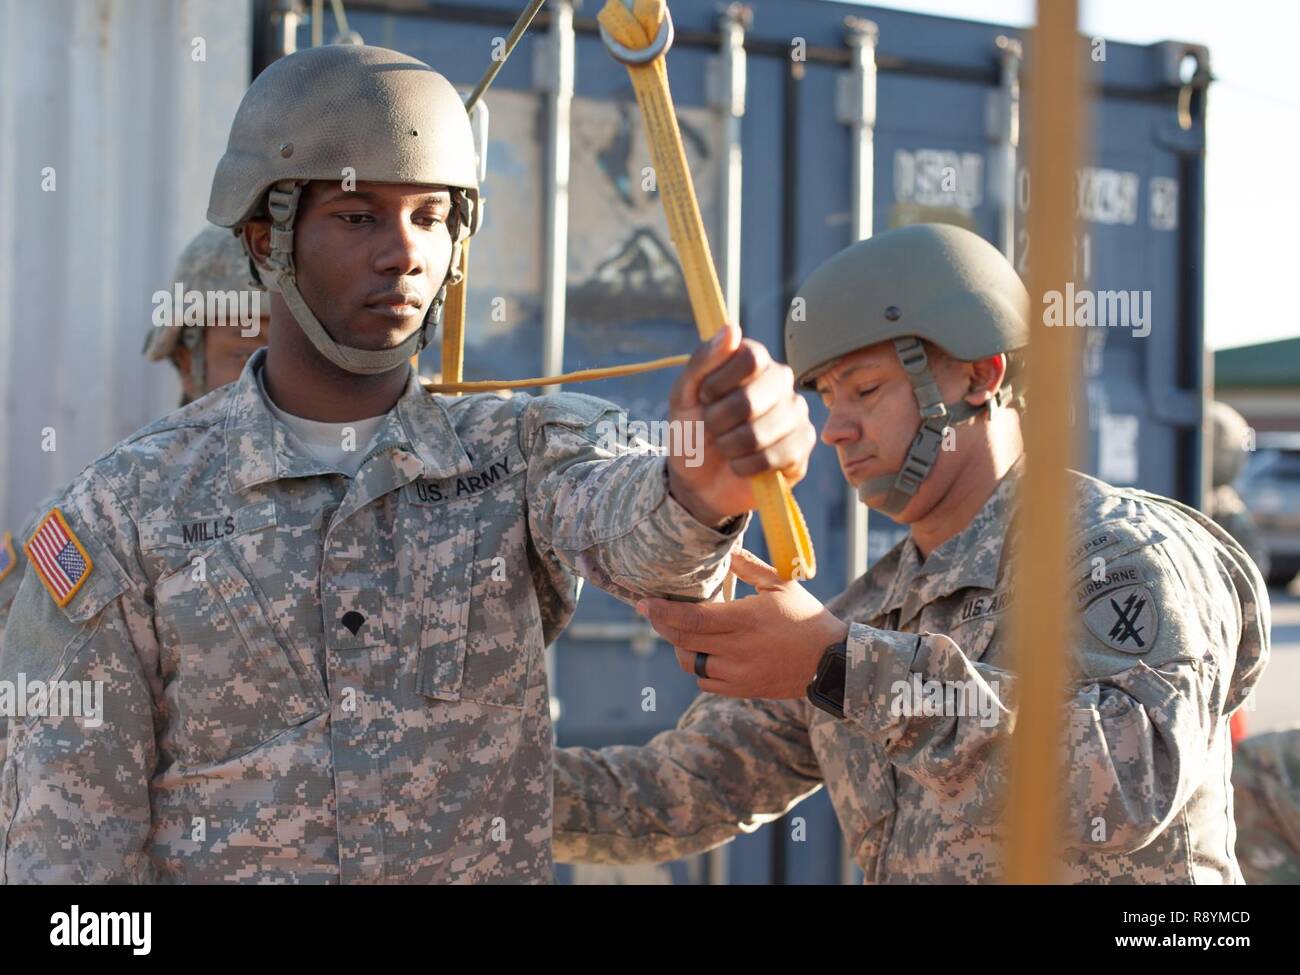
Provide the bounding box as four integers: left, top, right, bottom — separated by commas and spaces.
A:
1215, 337, 1300, 388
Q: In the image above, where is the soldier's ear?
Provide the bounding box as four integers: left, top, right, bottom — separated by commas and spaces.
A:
172, 346, 199, 403
965, 354, 1007, 406
241, 220, 273, 273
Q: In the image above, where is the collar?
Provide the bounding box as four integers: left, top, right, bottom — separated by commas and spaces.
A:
861, 454, 1025, 627
225, 348, 474, 494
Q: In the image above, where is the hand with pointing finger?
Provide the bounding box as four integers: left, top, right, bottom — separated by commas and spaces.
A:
635, 547, 850, 699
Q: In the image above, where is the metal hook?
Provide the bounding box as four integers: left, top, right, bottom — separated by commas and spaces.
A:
599, 7, 675, 65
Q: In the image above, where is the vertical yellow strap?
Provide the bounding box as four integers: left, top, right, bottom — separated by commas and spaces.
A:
599, 0, 815, 581
1004, 1, 1084, 884
437, 240, 471, 395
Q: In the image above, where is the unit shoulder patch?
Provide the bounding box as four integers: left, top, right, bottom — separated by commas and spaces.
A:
1075, 562, 1159, 654
23, 509, 94, 608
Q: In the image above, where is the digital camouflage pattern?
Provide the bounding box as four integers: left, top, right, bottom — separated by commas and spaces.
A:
1232, 725, 1300, 884
0, 495, 62, 634
0, 513, 38, 638
554, 456, 1271, 883
0, 348, 744, 883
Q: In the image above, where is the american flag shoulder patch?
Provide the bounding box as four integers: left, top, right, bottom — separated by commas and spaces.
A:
0, 531, 16, 584
24, 509, 94, 608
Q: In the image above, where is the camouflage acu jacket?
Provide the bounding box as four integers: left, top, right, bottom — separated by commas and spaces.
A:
554, 457, 1271, 883
1233, 725, 1300, 884
0, 350, 743, 883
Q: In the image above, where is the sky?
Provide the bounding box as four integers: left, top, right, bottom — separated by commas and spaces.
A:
843, 0, 1298, 351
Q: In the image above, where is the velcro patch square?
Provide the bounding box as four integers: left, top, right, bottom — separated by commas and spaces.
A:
0, 531, 15, 584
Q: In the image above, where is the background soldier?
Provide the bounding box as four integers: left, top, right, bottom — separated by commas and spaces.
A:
143, 223, 271, 406
0, 226, 268, 640
1206, 400, 1270, 580
553, 224, 1270, 883
1233, 722, 1300, 883
0, 45, 813, 883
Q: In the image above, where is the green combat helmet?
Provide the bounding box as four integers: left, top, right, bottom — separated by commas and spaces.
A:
207, 44, 481, 375
143, 224, 266, 396
785, 223, 1031, 515
1208, 400, 1251, 489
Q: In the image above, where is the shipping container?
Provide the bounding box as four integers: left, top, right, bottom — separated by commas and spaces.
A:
0, 0, 254, 530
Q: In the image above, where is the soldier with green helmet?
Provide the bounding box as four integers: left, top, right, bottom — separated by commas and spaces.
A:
554, 223, 1270, 883
1205, 400, 1270, 579
0, 225, 269, 645
143, 223, 271, 406
0, 44, 814, 883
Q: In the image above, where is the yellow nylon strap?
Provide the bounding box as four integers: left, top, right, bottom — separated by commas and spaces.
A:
597, 0, 814, 581
423, 353, 689, 393
438, 240, 471, 396
1002, 0, 1082, 883
433, 236, 683, 391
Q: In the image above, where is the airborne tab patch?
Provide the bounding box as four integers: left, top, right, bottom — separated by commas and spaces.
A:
24, 509, 94, 608
0, 531, 16, 583
1075, 563, 1158, 654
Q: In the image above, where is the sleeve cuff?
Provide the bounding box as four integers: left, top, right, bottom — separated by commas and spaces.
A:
842, 621, 923, 738
654, 461, 753, 545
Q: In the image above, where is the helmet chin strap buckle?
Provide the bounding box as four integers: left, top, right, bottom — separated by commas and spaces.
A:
856, 337, 955, 516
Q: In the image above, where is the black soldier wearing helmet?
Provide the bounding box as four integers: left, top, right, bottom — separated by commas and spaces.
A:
0, 44, 815, 883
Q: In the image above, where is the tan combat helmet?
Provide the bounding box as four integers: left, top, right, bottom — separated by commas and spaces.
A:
144, 224, 267, 395
208, 44, 481, 375
1208, 400, 1251, 489
785, 223, 1031, 515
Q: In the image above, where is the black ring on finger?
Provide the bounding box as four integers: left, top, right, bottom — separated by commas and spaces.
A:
694, 652, 709, 679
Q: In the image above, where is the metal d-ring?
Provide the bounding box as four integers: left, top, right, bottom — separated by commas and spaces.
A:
599, 6, 675, 65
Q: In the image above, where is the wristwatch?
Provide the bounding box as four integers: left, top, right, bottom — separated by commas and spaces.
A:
806, 639, 848, 719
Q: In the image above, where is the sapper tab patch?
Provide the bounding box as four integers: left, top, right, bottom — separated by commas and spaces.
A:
24, 509, 94, 608
0, 531, 16, 584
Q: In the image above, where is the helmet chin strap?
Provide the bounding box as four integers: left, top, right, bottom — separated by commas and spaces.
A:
858, 337, 1014, 515
260, 180, 456, 376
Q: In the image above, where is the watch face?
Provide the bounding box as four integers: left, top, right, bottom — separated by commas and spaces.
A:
821, 651, 846, 696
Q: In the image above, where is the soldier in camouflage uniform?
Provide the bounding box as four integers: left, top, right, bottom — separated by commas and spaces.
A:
1206, 400, 1270, 580
0, 226, 268, 645
1233, 723, 1300, 884
554, 224, 1270, 883
0, 45, 814, 883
